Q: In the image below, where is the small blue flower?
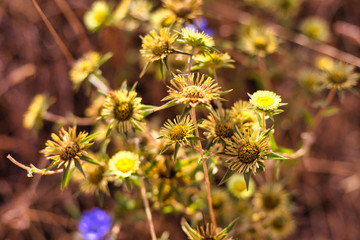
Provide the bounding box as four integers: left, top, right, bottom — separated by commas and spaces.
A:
186, 18, 214, 36
78, 207, 112, 240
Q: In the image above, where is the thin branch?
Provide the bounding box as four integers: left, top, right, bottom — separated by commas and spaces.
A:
31, 0, 74, 64
6, 155, 63, 176
139, 178, 157, 240
42, 112, 95, 126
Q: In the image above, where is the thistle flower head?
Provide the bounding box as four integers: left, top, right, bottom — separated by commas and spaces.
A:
323, 62, 359, 90
164, 73, 224, 107
101, 82, 145, 132
179, 27, 214, 50
253, 183, 289, 215
300, 17, 329, 42
140, 28, 177, 63
160, 115, 195, 145
162, 0, 202, 22
201, 109, 235, 144
84, 1, 111, 32
242, 27, 278, 57
249, 90, 284, 112
223, 128, 270, 175
193, 52, 235, 70
41, 127, 94, 168
108, 151, 140, 178
230, 100, 259, 130
23, 94, 55, 130
264, 210, 296, 239
78, 207, 112, 240
69, 52, 101, 87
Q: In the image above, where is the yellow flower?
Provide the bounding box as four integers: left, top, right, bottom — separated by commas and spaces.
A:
162, 0, 202, 22
163, 73, 225, 107
193, 52, 235, 70
41, 126, 95, 169
201, 109, 235, 144
69, 51, 101, 87
140, 28, 177, 77
242, 27, 278, 57
100, 82, 145, 133
253, 183, 289, 215
84, 1, 111, 32
178, 27, 214, 50
23, 94, 55, 130
230, 100, 259, 130
249, 90, 284, 111
223, 128, 270, 175
160, 115, 195, 146
108, 151, 140, 178
227, 174, 255, 199
300, 17, 329, 42
323, 62, 359, 90
150, 8, 176, 29
316, 56, 335, 71
298, 70, 325, 93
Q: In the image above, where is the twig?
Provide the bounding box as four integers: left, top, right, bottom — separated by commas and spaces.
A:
310, 87, 337, 131
31, 0, 74, 64
190, 107, 217, 230
42, 112, 94, 126
139, 178, 157, 240
6, 155, 63, 176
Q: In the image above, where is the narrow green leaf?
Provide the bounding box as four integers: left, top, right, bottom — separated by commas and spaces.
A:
61, 164, 74, 190
244, 172, 251, 191
80, 132, 101, 144
173, 143, 180, 161
160, 143, 173, 155
219, 168, 236, 185
216, 217, 239, 239
125, 178, 132, 192
80, 155, 100, 165
269, 130, 278, 151
180, 106, 192, 121
139, 61, 151, 78
98, 52, 113, 66
268, 151, 287, 160
74, 160, 86, 178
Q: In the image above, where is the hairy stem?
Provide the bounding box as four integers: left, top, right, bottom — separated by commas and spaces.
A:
190, 107, 217, 230
311, 87, 337, 131
139, 178, 157, 240
257, 56, 272, 90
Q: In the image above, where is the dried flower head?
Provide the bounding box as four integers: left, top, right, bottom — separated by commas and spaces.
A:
227, 174, 255, 199
69, 52, 101, 87
253, 183, 289, 215
323, 62, 359, 90
162, 0, 202, 22
163, 73, 225, 107
140, 28, 177, 77
223, 128, 270, 175
230, 100, 259, 130
201, 109, 235, 144
178, 27, 214, 50
23, 94, 55, 130
160, 115, 195, 146
193, 52, 235, 70
249, 90, 284, 112
300, 17, 329, 42
41, 127, 94, 169
84, 1, 111, 32
264, 209, 296, 239
101, 82, 145, 133
181, 218, 235, 240
108, 151, 140, 178
242, 27, 278, 57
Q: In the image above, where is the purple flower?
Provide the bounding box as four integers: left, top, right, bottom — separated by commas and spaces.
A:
78, 207, 112, 240
186, 18, 214, 36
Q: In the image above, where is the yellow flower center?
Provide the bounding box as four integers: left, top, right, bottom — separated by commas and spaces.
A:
328, 70, 347, 84
183, 85, 205, 100
60, 142, 79, 161
170, 124, 187, 141
113, 101, 134, 121
256, 96, 275, 108
238, 142, 259, 163
94, 9, 107, 23
115, 158, 136, 173
271, 217, 285, 230
263, 193, 280, 210
254, 36, 268, 50
234, 181, 247, 193
307, 25, 320, 38
215, 121, 234, 138
241, 110, 255, 123
152, 42, 171, 57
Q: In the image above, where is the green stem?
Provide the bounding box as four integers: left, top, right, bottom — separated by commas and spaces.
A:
262, 111, 266, 131
258, 56, 272, 90
190, 107, 217, 230
311, 87, 337, 131
188, 48, 194, 78
90, 72, 110, 93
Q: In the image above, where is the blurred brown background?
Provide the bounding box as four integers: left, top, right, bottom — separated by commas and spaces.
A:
1, 0, 360, 239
